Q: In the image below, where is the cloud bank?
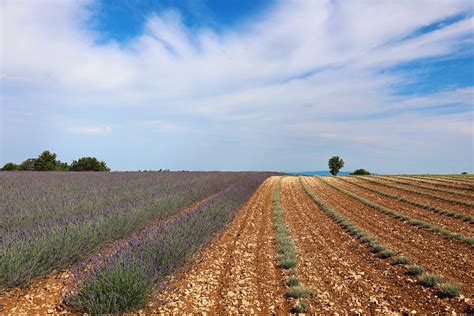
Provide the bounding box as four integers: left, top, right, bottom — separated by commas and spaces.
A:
1, 0, 473, 172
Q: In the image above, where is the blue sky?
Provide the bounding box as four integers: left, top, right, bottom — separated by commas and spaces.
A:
1, 0, 473, 173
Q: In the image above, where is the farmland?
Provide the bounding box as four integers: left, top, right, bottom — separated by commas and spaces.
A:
0, 173, 473, 314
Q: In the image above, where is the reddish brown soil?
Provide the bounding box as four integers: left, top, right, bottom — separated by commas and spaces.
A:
0, 188, 232, 315
398, 176, 474, 191
280, 177, 472, 313
2, 176, 472, 314
306, 177, 474, 295
142, 176, 288, 314
368, 177, 474, 206
355, 177, 474, 216
386, 176, 474, 200
337, 177, 474, 236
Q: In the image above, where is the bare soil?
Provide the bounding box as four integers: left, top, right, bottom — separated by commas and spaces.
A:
368, 177, 474, 206
143, 176, 288, 314
306, 177, 474, 294
280, 177, 472, 313
355, 177, 474, 217
338, 177, 474, 236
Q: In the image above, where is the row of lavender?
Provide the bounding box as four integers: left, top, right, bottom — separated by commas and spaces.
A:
0, 171, 265, 289
66, 173, 270, 313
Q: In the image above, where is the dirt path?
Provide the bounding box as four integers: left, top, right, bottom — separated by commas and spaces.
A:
0, 187, 232, 315
306, 177, 474, 295
355, 177, 474, 216
280, 177, 472, 313
335, 177, 474, 236
144, 176, 288, 314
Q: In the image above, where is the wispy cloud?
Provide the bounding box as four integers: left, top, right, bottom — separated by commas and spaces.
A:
68, 125, 112, 135
1, 0, 473, 172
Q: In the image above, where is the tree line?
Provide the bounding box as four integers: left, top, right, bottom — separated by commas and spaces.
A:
1, 151, 110, 172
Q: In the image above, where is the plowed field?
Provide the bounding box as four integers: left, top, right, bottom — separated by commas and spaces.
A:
1, 174, 473, 314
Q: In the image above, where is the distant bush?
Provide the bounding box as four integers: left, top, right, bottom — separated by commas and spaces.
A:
350, 169, 371, 175
19, 158, 36, 171
2, 151, 109, 172
34, 151, 60, 171
70, 157, 110, 172
1, 162, 18, 171
461, 172, 467, 175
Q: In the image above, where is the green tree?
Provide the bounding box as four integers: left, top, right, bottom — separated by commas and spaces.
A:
34, 151, 59, 171
19, 158, 37, 171
70, 157, 110, 171
1, 162, 18, 171
350, 168, 371, 175
328, 156, 344, 175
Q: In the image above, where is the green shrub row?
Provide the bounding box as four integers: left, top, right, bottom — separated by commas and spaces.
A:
299, 177, 462, 298
379, 176, 473, 199
396, 175, 474, 192
338, 177, 472, 223
356, 176, 474, 208
321, 178, 474, 246
298, 177, 395, 259
272, 177, 310, 313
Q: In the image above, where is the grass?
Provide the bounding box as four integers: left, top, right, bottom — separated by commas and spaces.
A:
419, 274, 441, 287
393, 256, 410, 265
320, 177, 474, 246
407, 265, 425, 276
438, 283, 461, 298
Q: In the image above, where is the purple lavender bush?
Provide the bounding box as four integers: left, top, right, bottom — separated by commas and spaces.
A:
68, 173, 270, 314
0, 171, 256, 289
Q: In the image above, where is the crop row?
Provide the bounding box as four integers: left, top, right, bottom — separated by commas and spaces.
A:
0, 172, 264, 289
67, 174, 269, 314
412, 175, 474, 184
320, 178, 474, 245
272, 177, 310, 313
395, 176, 474, 191
338, 177, 472, 222
299, 177, 462, 298
378, 176, 473, 199
357, 176, 474, 208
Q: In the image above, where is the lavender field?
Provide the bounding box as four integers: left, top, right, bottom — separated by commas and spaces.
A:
0, 171, 273, 303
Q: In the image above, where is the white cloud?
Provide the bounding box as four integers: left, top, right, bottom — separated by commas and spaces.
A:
1, 0, 473, 171
68, 125, 112, 135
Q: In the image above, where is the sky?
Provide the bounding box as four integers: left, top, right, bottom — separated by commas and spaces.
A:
1, 0, 473, 173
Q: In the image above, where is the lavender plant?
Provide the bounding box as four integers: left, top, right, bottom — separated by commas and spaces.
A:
0, 171, 272, 289
67, 174, 268, 314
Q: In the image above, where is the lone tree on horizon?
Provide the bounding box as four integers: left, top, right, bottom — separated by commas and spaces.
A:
328, 156, 344, 175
